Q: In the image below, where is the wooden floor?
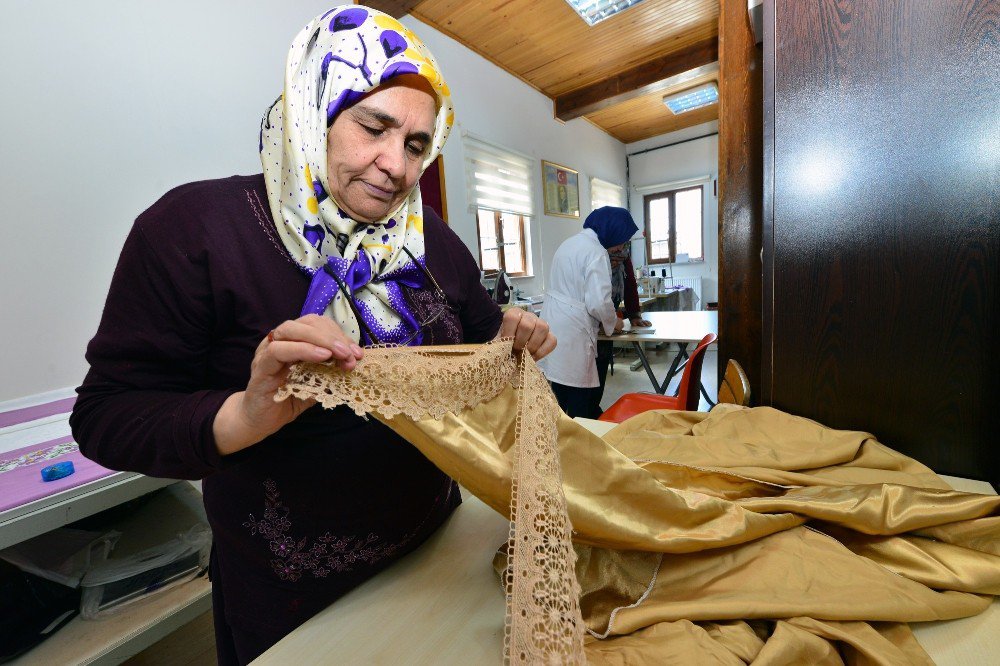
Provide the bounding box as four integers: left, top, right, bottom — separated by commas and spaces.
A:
125, 345, 717, 664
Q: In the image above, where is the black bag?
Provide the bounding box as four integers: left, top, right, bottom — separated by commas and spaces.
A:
0, 559, 80, 663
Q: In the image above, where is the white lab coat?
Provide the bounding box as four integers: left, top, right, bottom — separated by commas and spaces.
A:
538, 229, 618, 387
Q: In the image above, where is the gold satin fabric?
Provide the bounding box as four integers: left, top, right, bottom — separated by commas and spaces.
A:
285, 344, 1000, 664
380, 387, 998, 663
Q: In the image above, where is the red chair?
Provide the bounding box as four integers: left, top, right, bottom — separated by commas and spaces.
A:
598, 333, 717, 423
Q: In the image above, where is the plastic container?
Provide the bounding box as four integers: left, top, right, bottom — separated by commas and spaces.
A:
79, 524, 210, 619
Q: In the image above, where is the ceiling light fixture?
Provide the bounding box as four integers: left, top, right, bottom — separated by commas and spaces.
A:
662, 82, 719, 114
563, 0, 648, 26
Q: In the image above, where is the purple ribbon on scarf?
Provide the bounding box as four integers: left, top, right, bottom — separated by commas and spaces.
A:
300, 248, 426, 345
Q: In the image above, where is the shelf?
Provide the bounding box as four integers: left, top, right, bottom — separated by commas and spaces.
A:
0, 473, 176, 551
11, 574, 211, 665
6, 481, 212, 665
2, 394, 213, 665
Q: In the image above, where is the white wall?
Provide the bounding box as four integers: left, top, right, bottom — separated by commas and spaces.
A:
400, 16, 626, 299
626, 120, 719, 306
0, 0, 336, 401
0, 3, 625, 400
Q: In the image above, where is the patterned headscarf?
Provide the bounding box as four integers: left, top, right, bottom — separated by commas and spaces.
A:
260, 6, 454, 345
608, 243, 630, 307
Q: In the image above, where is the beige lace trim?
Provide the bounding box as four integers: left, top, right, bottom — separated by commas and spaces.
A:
506, 346, 586, 664
276, 340, 517, 420
276, 339, 586, 664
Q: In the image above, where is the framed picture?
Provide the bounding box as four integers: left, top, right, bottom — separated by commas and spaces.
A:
541, 160, 580, 218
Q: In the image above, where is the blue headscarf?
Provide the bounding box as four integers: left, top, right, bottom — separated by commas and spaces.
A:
583, 207, 638, 248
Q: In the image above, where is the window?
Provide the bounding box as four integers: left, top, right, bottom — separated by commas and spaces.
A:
590, 177, 625, 209
476, 209, 528, 276
464, 134, 533, 276
643, 185, 703, 264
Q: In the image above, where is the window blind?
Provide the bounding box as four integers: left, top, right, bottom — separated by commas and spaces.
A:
463, 135, 534, 216
590, 177, 625, 209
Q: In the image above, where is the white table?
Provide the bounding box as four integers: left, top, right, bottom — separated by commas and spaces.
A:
599, 310, 718, 400
255, 417, 998, 665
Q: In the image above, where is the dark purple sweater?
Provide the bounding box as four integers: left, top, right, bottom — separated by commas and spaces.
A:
70, 174, 502, 638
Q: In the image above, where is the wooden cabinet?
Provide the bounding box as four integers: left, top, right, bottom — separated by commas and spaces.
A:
761, 0, 999, 481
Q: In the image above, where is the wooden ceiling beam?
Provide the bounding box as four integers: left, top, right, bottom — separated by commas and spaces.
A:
361, 0, 424, 19
554, 37, 718, 121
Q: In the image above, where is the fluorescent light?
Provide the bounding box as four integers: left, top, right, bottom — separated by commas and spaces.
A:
563, 0, 648, 26
662, 82, 719, 114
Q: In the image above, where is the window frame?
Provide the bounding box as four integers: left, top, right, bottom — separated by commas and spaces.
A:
643, 184, 704, 265
476, 207, 529, 277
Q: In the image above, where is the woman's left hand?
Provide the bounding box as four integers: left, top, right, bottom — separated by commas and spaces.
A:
499, 308, 557, 360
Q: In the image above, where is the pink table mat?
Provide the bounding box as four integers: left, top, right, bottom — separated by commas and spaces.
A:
0, 437, 117, 513
0, 396, 78, 428
0, 395, 118, 514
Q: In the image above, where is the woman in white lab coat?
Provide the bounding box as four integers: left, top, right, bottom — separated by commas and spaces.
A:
538, 207, 638, 417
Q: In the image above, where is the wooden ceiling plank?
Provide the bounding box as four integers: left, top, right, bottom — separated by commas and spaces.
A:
413, 0, 719, 96
421, 1, 709, 52
411, 0, 721, 143
555, 36, 718, 120
510, 25, 712, 65
584, 68, 719, 139
411, 10, 552, 97
519, 24, 719, 93
530, 34, 718, 91
518, 28, 718, 86
364, 0, 425, 19
494, 13, 712, 62
587, 70, 718, 127
603, 104, 718, 143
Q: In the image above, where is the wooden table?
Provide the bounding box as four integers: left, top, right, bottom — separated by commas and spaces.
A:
599, 311, 718, 401
254, 418, 999, 664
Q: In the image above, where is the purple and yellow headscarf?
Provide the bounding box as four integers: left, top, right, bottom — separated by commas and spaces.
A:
260, 5, 454, 345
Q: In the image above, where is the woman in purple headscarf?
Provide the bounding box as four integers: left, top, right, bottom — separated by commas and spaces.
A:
538, 206, 638, 418
70, 7, 554, 664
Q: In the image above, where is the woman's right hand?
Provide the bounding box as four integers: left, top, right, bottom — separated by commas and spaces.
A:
212, 314, 364, 455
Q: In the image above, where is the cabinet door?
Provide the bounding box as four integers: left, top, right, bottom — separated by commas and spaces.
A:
762, 0, 999, 480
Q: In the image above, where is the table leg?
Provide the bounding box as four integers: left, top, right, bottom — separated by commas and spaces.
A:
700, 383, 716, 408
660, 343, 688, 394
666, 346, 714, 407
631, 342, 662, 394
629, 341, 648, 371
